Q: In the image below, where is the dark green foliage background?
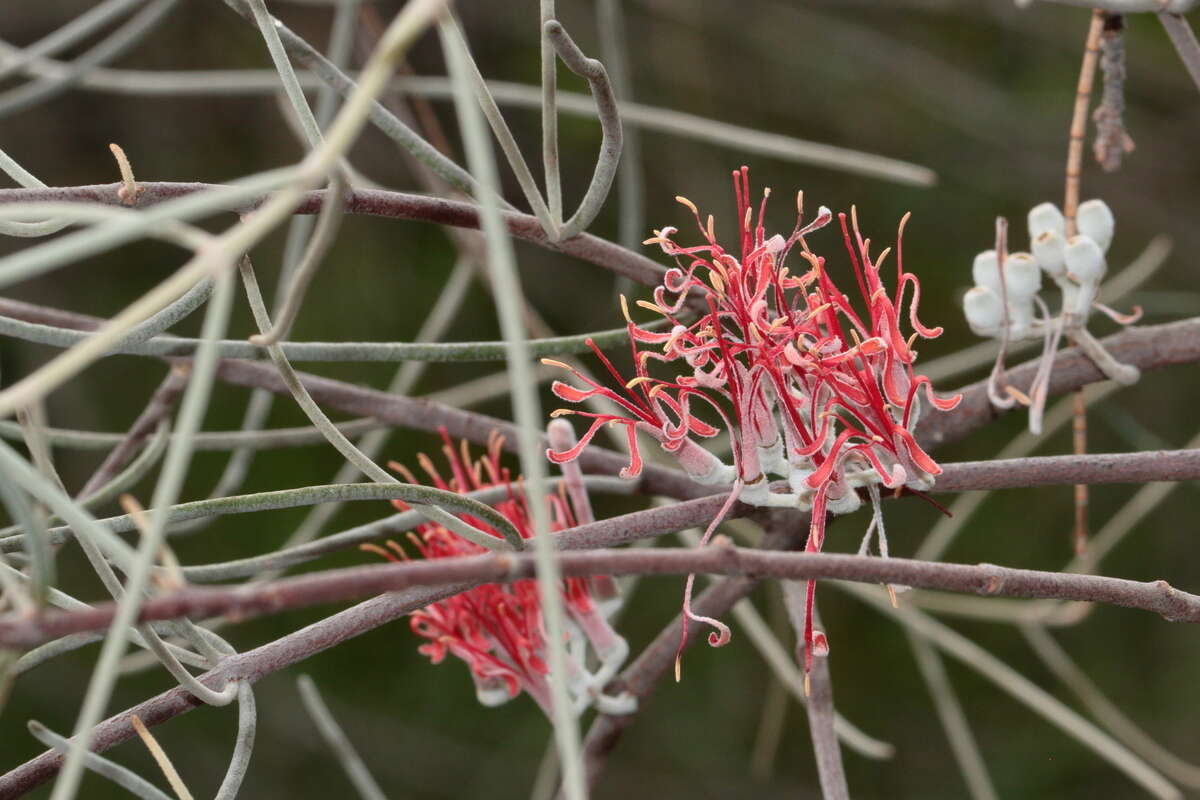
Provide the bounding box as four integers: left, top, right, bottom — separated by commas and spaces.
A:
1, 0, 1199, 797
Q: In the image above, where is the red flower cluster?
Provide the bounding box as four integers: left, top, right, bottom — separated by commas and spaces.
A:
374, 431, 625, 714
547, 167, 960, 675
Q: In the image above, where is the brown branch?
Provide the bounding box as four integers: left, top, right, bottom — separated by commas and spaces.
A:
6, 518, 1200, 649
782, 596, 848, 800
914, 317, 1200, 450
929, 448, 1200, 492
0, 182, 668, 290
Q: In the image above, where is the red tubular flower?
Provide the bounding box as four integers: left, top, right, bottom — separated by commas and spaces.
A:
373, 430, 627, 714
547, 167, 960, 679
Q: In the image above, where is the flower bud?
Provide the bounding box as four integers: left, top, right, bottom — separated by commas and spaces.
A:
1065, 235, 1106, 284
1008, 295, 1034, 340
1028, 202, 1065, 240
1004, 252, 1042, 298
1032, 230, 1067, 278
963, 285, 1004, 336
972, 250, 1001, 293
1077, 198, 1115, 253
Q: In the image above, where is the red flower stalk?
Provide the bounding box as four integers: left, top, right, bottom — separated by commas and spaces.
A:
546, 167, 960, 678
371, 429, 628, 714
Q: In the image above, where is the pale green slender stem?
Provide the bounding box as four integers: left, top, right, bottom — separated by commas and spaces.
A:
49, 268, 237, 800
237, 257, 520, 551
0, 0, 145, 82
247, 0, 323, 147
596, 0, 643, 297
272, 256, 475, 573
545, 21, 621, 239
219, 0, 479, 195
440, 14, 558, 236
1, 482, 530, 554
249, 173, 346, 346
28, 721, 173, 800
907, 633, 998, 800
541, 0, 561, 226
0, 421, 169, 540
296, 675, 388, 800
1020, 624, 1200, 788
441, 17, 585, 798
0, 467, 52, 608
0, 0, 180, 118
179, 476, 631, 583
843, 583, 1181, 800
0, 0, 445, 419
0, 311, 660, 361
214, 682, 258, 800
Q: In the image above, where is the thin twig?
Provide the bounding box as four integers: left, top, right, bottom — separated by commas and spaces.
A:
1063, 9, 1104, 556
544, 20, 622, 239
26, 721, 172, 800
76, 367, 189, 500
440, 17, 586, 798
1160, 12, 1200, 93
213, 682, 257, 800
9, 540, 1200, 649
781, 592, 848, 800
295, 675, 387, 800
1020, 623, 1200, 788
907, 633, 998, 800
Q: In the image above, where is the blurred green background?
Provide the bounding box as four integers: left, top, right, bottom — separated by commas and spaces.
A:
2, 0, 1200, 797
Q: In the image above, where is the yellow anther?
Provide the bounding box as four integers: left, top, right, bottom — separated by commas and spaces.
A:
540, 358, 572, 369
707, 214, 717, 242
743, 206, 752, 231
875, 246, 892, 269
1005, 385, 1032, 406
796, 189, 804, 216
619, 294, 633, 324
550, 408, 576, 418
710, 271, 726, 295
625, 376, 655, 390
676, 195, 699, 215
906, 333, 919, 351
850, 204, 860, 234
636, 299, 663, 315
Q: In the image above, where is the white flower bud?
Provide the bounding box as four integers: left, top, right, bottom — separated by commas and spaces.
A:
1028, 202, 1065, 240
972, 250, 1001, 294
1077, 198, 1115, 253
1007, 296, 1035, 340
1065, 235, 1106, 284
1004, 252, 1041, 298
1032, 230, 1067, 278
963, 285, 1004, 336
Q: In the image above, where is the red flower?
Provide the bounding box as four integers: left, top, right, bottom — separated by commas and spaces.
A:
547, 167, 960, 677
372, 430, 627, 714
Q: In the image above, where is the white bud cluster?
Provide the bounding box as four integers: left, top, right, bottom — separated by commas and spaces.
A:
963, 198, 1115, 338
